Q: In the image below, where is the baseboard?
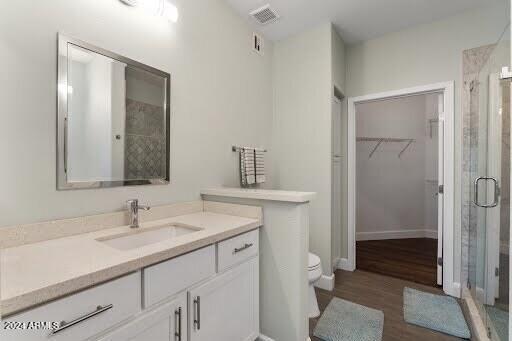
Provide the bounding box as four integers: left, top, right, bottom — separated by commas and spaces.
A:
258, 335, 276, 341
424, 229, 438, 239
356, 229, 438, 241
334, 257, 354, 271
315, 273, 335, 291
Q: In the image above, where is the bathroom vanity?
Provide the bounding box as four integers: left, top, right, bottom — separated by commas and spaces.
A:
0, 201, 261, 341
1, 190, 315, 341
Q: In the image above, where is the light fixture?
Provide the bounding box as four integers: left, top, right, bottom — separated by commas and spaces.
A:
120, 0, 179, 23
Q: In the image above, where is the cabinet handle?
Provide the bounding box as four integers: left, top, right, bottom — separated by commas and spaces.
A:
193, 296, 201, 330
175, 307, 182, 340
234, 243, 253, 254
50, 304, 113, 335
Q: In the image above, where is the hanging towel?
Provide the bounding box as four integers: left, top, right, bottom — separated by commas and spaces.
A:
239, 148, 247, 186
255, 149, 266, 184
240, 148, 256, 186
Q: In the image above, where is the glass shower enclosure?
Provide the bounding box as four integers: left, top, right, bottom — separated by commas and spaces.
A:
469, 22, 511, 341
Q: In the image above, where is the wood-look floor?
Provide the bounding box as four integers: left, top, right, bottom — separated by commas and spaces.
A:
356, 238, 438, 286
309, 270, 462, 341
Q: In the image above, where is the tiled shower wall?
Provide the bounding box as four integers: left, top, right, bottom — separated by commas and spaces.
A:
461, 44, 495, 287
125, 98, 166, 180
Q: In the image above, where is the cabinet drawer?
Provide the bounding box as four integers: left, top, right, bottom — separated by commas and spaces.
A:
217, 230, 259, 272
143, 245, 215, 307
1, 272, 141, 341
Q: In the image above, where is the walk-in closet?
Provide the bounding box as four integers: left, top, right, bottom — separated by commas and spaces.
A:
355, 93, 442, 286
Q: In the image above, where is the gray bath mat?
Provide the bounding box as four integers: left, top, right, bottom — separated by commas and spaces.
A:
313, 297, 384, 341
403, 287, 470, 338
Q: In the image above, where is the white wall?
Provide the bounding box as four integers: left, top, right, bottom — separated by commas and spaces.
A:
272, 23, 333, 275
0, 0, 274, 227
68, 54, 117, 182
344, 3, 510, 283
110, 61, 127, 180
68, 60, 89, 182
331, 29, 346, 94
85, 56, 114, 181
355, 94, 438, 240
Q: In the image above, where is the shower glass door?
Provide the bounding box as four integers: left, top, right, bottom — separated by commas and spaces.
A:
469, 23, 510, 341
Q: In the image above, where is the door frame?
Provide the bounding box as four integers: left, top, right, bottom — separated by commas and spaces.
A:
332, 95, 343, 269
347, 81, 457, 297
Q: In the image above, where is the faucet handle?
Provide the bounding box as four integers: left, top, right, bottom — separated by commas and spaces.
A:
126, 199, 150, 211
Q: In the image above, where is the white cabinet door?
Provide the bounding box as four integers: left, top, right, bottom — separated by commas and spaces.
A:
98, 293, 187, 341
189, 258, 259, 341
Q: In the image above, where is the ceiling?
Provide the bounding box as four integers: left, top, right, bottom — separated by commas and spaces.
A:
224, 0, 504, 43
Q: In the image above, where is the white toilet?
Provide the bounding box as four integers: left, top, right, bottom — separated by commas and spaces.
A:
308, 252, 322, 318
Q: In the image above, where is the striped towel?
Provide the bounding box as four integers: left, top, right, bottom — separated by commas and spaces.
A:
255, 149, 265, 184
239, 147, 266, 186
240, 148, 256, 186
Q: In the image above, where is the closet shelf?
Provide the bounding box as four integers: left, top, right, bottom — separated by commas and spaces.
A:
357, 137, 415, 158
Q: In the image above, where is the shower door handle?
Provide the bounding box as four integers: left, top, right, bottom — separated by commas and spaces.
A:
474, 177, 499, 208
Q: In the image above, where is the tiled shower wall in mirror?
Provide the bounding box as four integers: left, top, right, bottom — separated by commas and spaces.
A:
125, 98, 166, 180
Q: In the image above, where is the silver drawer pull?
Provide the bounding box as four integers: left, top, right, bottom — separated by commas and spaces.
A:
175, 307, 182, 340
50, 304, 113, 336
193, 297, 201, 330
234, 243, 253, 254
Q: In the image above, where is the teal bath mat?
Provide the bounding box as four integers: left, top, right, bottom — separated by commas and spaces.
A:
313, 297, 384, 341
403, 287, 470, 338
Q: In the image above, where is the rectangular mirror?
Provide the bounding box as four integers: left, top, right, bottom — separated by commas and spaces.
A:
57, 34, 170, 189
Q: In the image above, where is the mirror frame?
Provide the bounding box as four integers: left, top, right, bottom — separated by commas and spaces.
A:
57, 34, 171, 190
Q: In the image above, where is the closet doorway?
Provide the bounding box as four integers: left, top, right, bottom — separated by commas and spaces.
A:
347, 83, 456, 295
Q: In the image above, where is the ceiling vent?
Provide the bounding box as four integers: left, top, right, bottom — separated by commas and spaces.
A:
250, 4, 279, 25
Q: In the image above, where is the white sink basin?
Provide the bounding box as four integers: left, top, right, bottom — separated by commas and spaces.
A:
98, 224, 202, 251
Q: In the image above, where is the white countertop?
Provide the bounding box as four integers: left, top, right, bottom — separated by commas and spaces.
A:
1, 210, 261, 316
201, 187, 316, 203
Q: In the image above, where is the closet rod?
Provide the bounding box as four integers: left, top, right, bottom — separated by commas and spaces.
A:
357, 137, 415, 158
357, 137, 415, 142
232, 145, 267, 152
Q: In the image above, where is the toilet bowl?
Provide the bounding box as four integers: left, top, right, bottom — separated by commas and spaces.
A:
308, 252, 322, 318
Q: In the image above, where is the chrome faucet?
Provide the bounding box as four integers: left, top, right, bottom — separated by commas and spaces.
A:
126, 199, 151, 228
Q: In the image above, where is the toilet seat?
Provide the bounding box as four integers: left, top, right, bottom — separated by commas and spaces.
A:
308, 253, 321, 270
